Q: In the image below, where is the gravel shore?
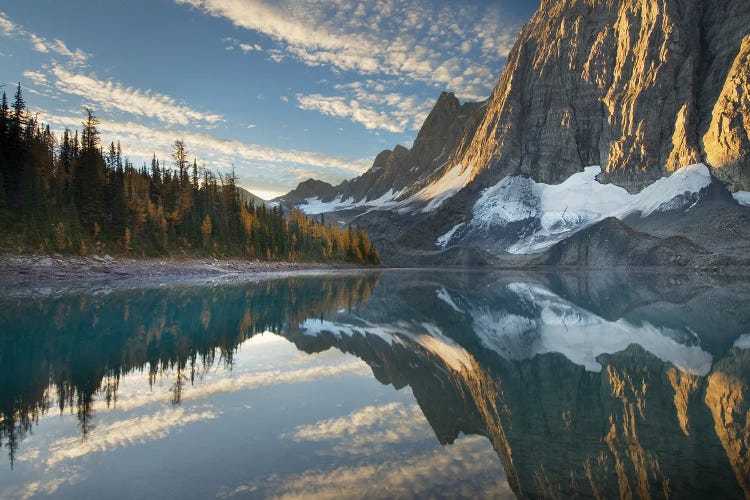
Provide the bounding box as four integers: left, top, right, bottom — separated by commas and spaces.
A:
0, 253, 367, 296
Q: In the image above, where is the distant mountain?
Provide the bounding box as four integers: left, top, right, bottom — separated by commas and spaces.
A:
236, 186, 267, 207
275, 0, 750, 267
273, 91, 487, 214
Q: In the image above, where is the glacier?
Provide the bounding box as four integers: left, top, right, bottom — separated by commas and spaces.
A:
438, 164, 713, 254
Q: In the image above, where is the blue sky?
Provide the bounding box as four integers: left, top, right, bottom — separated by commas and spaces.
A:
0, 0, 536, 199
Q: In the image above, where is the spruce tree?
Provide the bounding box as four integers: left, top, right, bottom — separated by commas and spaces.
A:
74, 109, 106, 234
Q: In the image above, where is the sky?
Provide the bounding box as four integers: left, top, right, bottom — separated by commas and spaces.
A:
0, 0, 537, 199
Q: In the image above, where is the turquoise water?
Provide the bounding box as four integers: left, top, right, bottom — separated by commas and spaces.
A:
1, 270, 749, 498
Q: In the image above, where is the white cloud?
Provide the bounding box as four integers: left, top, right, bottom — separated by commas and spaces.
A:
296, 81, 434, 133
224, 37, 263, 53
287, 402, 437, 457
0, 11, 15, 35
290, 402, 429, 443
40, 112, 371, 174
23, 70, 48, 86
50, 65, 223, 126
280, 95, 288, 103
0, 11, 88, 66
47, 39, 88, 66
176, 1, 514, 131
297, 93, 401, 133
240, 42, 262, 53
29, 33, 48, 53
174, 0, 519, 100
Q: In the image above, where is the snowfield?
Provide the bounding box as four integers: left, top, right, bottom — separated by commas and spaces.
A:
438, 164, 713, 253
297, 189, 407, 215
296, 164, 475, 216
733, 191, 750, 207
408, 163, 474, 213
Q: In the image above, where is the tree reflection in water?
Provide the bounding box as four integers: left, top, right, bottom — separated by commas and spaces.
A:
1, 269, 750, 498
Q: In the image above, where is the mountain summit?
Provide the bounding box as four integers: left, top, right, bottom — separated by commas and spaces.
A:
277, 0, 750, 266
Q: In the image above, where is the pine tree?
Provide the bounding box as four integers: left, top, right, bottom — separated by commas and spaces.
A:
5, 84, 26, 209
74, 109, 106, 234
0, 91, 382, 263
11, 83, 25, 143
0, 92, 8, 210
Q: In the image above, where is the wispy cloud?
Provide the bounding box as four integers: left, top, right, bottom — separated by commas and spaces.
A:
41, 407, 218, 467
174, 0, 518, 99
290, 402, 430, 443
297, 80, 434, 133
0, 11, 15, 35
287, 402, 435, 457
175, 0, 513, 132
0, 11, 88, 66
224, 36, 263, 53
23, 70, 48, 86
50, 66, 223, 126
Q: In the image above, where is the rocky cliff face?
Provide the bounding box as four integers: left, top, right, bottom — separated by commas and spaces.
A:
703, 34, 750, 190
276, 92, 487, 207
452, 0, 750, 192
278, 0, 750, 265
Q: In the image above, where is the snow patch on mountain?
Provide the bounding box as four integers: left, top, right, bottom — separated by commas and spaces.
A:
436, 223, 464, 248
400, 163, 473, 213
298, 196, 357, 215
298, 189, 404, 215
438, 164, 713, 253
733, 191, 750, 207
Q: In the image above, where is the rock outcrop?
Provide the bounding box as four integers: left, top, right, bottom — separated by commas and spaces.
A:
450, 0, 750, 191
276, 92, 488, 206
535, 217, 710, 267
277, 0, 750, 265
703, 35, 750, 191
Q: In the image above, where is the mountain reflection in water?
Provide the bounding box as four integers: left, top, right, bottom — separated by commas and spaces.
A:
1, 270, 749, 499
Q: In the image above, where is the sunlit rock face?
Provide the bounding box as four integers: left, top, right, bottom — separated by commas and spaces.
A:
703, 35, 750, 191
273, 0, 750, 265
397, 0, 750, 257
452, 0, 750, 190
275, 91, 488, 210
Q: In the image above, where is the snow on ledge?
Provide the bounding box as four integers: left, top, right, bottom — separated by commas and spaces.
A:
733, 191, 750, 207
438, 163, 713, 252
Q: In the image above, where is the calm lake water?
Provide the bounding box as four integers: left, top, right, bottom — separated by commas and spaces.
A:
1, 269, 749, 499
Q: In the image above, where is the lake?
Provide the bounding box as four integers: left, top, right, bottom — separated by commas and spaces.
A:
1, 269, 749, 499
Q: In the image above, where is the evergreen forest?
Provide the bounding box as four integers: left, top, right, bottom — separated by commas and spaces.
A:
0, 84, 380, 265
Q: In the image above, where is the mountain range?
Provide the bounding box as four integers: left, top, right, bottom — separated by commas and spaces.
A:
274, 0, 750, 267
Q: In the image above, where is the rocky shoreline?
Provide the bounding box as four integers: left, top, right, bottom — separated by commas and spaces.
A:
0, 253, 369, 297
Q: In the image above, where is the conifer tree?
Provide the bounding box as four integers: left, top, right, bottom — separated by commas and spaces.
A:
0, 86, 381, 264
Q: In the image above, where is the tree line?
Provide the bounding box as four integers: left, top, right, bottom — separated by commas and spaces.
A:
0, 84, 380, 264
